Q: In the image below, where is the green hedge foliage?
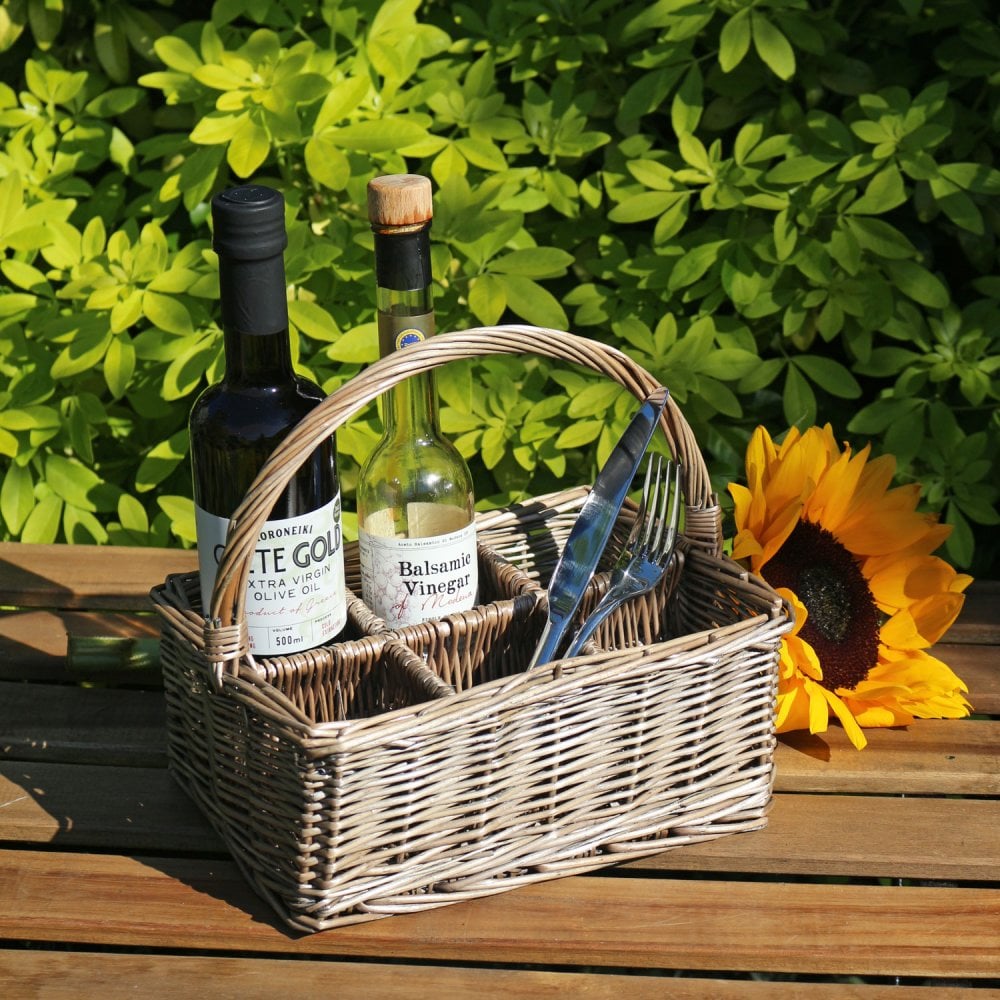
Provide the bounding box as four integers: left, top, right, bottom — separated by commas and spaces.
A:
0, 0, 998, 574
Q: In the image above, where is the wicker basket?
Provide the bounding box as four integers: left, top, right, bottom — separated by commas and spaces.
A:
151, 325, 793, 933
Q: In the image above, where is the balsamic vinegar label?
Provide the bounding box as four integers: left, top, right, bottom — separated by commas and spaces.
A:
358, 512, 477, 628
377, 309, 434, 356
195, 496, 347, 655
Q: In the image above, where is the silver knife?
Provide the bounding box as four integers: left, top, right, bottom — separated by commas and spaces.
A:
527, 386, 670, 669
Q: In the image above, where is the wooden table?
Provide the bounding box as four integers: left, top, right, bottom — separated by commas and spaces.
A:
1, 542, 998, 998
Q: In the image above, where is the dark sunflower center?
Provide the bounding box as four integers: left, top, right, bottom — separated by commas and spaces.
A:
762, 519, 880, 692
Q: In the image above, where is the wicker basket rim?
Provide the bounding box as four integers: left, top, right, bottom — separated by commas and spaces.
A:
203, 326, 725, 682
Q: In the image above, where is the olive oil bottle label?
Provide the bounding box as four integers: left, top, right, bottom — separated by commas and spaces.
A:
358, 511, 477, 628
195, 496, 347, 655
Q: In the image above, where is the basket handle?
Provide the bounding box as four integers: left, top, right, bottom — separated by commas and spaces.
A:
207, 325, 721, 674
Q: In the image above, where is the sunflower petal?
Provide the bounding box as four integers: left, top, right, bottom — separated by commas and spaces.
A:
820, 687, 869, 749
908, 591, 967, 645
808, 682, 831, 734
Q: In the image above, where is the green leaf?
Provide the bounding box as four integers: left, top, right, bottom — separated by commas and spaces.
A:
153, 34, 202, 72
288, 299, 341, 343
324, 118, 429, 153
1, 258, 50, 293
766, 155, 837, 184
773, 208, 797, 260
468, 273, 506, 326
135, 430, 189, 493
163, 337, 216, 401
567, 382, 622, 418
668, 241, 726, 291
280, 73, 330, 106
695, 375, 742, 418
844, 217, 915, 260
884, 259, 950, 308
738, 357, 784, 393
609, 191, 684, 224
227, 116, 270, 177
456, 136, 507, 172
853, 347, 921, 377
848, 397, 922, 435
496, 274, 567, 330
627, 159, 675, 191
480, 424, 506, 468
846, 165, 907, 215
157, 494, 197, 545
323, 323, 377, 364
0, 292, 38, 318
938, 162, 1000, 195
314, 74, 370, 131
930, 179, 984, 234
85, 86, 144, 118
93, 13, 129, 82
556, 419, 603, 449
190, 113, 242, 145
1, 463, 34, 534
678, 132, 711, 173
783, 363, 815, 427
116, 492, 150, 535
50, 326, 112, 379
943, 504, 974, 568
104, 335, 135, 399
143, 291, 193, 335
21, 495, 63, 544
64, 506, 109, 544
751, 12, 795, 80
698, 348, 762, 380
671, 64, 703, 136
111, 289, 144, 333
0, 405, 60, 432
304, 134, 352, 190
791, 355, 862, 398
0, 425, 23, 457
45, 455, 106, 512
193, 63, 247, 90
490, 247, 573, 279
719, 9, 751, 72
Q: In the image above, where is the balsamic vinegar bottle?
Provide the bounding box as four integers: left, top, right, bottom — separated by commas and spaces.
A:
189, 185, 347, 655
356, 174, 478, 627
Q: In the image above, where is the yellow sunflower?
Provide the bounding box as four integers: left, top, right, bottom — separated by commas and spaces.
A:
728, 424, 972, 750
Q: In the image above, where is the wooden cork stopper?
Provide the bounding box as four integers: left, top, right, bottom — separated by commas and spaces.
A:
367, 174, 433, 229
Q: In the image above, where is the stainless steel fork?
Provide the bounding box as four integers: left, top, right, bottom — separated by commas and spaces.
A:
563, 456, 682, 657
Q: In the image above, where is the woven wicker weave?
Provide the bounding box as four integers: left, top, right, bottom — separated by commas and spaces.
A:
151, 325, 793, 932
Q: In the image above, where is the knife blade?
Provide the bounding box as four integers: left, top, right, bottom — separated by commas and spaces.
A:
527, 386, 669, 669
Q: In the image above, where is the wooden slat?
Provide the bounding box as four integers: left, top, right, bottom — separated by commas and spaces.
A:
4, 761, 998, 884
0, 680, 166, 767
1, 849, 997, 979
934, 641, 1000, 716
640, 791, 1000, 882
0, 950, 985, 1000
0, 761, 220, 853
0, 542, 195, 610
776, 719, 1000, 795
948, 579, 1000, 645
2, 678, 995, 790
0, 609, 161, 682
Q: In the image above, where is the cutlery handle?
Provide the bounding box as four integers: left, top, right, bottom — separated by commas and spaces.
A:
527, 615, 569, 669
564, 596, 622, 657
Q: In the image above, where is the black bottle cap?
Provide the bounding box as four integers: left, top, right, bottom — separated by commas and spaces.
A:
212, 185, 288, 260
